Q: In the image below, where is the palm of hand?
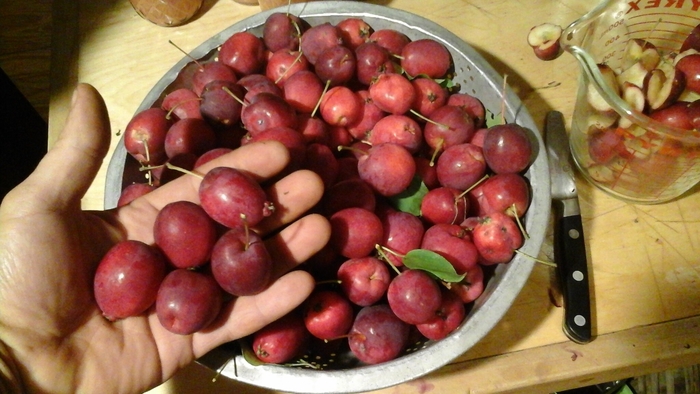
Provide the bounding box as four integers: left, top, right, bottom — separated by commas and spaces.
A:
0, 84, 328, 394
0, 196, 162, 393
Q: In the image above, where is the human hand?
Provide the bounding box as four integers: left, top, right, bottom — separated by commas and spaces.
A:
0, 84, 329, 394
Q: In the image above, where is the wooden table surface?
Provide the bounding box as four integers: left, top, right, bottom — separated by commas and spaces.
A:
48, 0, 700, 393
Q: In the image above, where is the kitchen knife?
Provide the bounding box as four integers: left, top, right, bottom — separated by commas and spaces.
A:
545, 110, 593, 344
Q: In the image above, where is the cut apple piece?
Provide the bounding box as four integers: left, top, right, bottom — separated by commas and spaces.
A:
673, 49, 699, 66
621, 82, 646, 111
643, 61, 686, 110
617, 61, 650, 89
587, 64, 620, 112
619, 82, 646, 129
621, 39, 661, 71
678, 88, 700, 103
623, 134, 654, 160
527, 23, 563, 61
626, 124, 647, 138
586, 112, 618, 132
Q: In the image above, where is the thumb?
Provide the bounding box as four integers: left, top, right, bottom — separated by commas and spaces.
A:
19, 84, 111, 210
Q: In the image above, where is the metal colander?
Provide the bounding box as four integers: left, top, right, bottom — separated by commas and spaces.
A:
105, 2, 551, 392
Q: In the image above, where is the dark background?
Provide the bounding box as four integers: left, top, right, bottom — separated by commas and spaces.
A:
0, 67, 48, 198
0, 0, 51, 198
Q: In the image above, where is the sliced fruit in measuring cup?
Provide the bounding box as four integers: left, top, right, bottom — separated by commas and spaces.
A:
617, 61, 651, 89
643, 62, 686, 111
586, 111, 618, 132
587, 64, 619, 112
622, 133, 654, 161
673, 49, 699, 66
678, 88, 700, 103
621, 38, 660, 72
619, 82, 646, 129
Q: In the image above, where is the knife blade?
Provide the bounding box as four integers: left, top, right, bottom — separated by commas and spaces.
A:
545, 110, 593, 344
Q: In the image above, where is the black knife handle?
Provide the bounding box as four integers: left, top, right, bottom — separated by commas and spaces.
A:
554, 201, 593, 344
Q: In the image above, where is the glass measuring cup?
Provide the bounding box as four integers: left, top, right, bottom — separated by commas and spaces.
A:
561, 0, 700, 204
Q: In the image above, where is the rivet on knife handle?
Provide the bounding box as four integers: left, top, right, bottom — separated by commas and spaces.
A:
554, 200, 593, 344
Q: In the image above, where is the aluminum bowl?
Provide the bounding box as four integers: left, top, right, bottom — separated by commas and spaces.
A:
105, 2, 551, 392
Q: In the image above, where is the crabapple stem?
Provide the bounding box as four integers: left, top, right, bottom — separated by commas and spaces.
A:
211, 357, 234, 382
500, 74, 508, 125
428, 138, 444, 167
136, 137, 156, 185
284, 359, 320, 369
290, 13, 302, 47
409, 109, 448, 129
274, 50, 306, 84
163, 162, 205, 179
439, 280, 452, 290
336, 145, 367, 156
379, 244, 406, 259
311, 79, 332, 118
222, 86, 246, 106
139, 163, 164, 171
455, 174, 489, 200
241, 213, 251, 251
322, 332, 356, 343
375, 244, 402, 275
509, 203, 530, 239
640, 19, 662, 60
140, 136, 151, 164
514, 249, 556, 268
168, 40, 203, 69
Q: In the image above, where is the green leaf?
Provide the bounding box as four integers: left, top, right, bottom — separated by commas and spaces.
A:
435, 76, 457, 90
388, 175, 429, 216
485, 108, 503, 128
403, 249, 466, 283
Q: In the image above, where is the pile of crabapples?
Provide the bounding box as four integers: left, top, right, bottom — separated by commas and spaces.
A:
94, 9, 536, 367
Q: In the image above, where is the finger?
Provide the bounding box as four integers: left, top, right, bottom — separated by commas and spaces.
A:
258, 169, 325, 235
149, 213, 329, 371
265, 213, 331, 278
191, 270, 315, 356
6, 84, 110, 211
141, 140, 291, 210
116, 141, 290, 241
190, 213, 330, 355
